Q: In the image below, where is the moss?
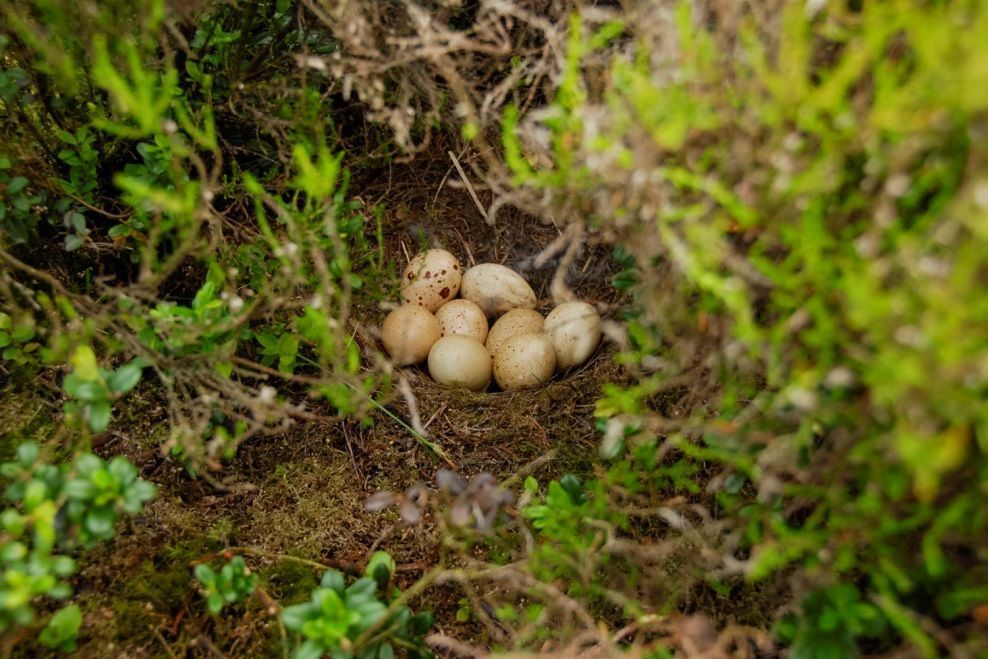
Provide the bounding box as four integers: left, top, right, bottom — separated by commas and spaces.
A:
259, 560, 320, 606
0, 385, 56, 464
121, 538, 220, 614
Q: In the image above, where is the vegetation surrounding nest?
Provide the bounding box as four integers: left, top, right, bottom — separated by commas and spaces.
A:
1, 0, 987, 657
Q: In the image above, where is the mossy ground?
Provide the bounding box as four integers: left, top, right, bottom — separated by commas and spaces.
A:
1, 152, 634, 657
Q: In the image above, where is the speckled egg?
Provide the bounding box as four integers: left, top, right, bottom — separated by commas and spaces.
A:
492, 332, 556, 391
381, 305, 442, 366
460, 263, 537, 318
428, 335, 492, 391
400, 249, 462, 312
543, 301, 602, 369
435, 299, 488, 343
485, 308, 544, 357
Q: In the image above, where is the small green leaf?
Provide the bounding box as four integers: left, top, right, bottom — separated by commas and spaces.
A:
64, 233, 86, 252
84, 507, 116, 538
16, 441, 39, 466
39, 605, 82, 651
281, 603, 313, 631
6, 176, 27, 194
70, 345, 101, 381
87, 400, 112, 432
207, 592, 225, 614
106, 359, 146, 394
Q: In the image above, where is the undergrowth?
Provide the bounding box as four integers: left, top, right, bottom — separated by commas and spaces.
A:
1, 0, 986, 657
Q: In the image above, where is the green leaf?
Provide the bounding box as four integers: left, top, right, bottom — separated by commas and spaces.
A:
108, 457, 138, 484
6, 176, 27, 194
108, 223, 131, 238
64, 479, 97, 500
84, 507, 116, 538
87, 400, 112, 432
281, 603, 313, 631
195, 564, 216, 586
409, 611, 433, 635
39, 605, 82, 651
364, 551, 395, 591
106, 359, 147, 394
11, 324, 35, 342
207, 592, 225, 614
52, 556, 77, 577
68, 211, 87, 233
64, 233, 86, 252
320, 569, 346, 595
16, 441, 39, 466
277, 332, 299, 357
63, 375, 105, 402
294, 639, 325, 659
70, 345, 101, 382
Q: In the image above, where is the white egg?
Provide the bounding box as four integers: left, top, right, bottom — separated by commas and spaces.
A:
492, 332, 556, 391
435, 299, 488, 343
400, 249, 461, 312
381, 305, 441, 366
543, 301, 602, 369
485, 308, 544, 357
460, 263, 537, 318
428, 335, 492, 391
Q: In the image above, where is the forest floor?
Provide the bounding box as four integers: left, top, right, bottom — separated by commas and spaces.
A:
0, 151, 644, 657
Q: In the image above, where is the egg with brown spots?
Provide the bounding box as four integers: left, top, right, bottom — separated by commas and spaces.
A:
381, 305, 442, 366
435, 299, 488, 343
492, 332, 556, 391
485, 308, 543, 357
400, 249, 462, 312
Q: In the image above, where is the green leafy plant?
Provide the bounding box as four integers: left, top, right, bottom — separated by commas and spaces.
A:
62, 345, 148, 432
255, 325, 301, 375
0, 441, 155, 640
0, 312, 40, 368
38, 604, 82, 652
194, 555, 257, 615
281, 551, 433, 659
777, 584, 887, 659
0, 156, 47, 245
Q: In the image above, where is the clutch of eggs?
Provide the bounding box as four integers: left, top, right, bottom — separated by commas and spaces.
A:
381, 249, 601, 391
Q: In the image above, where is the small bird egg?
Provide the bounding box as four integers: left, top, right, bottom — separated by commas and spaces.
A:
400, 249, 462, 312
381, 305, 441, 366
485, 308, 544, 357
460, 263, 537, 317
435, 299, 488, 343
492, 332, 556, 391
428, 335, 492, 391
543, 301, 602, 369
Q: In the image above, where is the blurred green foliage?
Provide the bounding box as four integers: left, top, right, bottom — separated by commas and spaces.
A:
507, 0, 988, 655
0, 442, 154, 642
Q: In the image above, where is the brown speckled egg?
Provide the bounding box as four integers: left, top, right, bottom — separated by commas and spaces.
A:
460, 263, 537, 317
492, 332, 556, 391
485, 308, 544, 357
381, 305, 441, 366
543, 301, 602, 369
435, 299, 488, 343
428, 335, 491, 391
400, 249, 461, 312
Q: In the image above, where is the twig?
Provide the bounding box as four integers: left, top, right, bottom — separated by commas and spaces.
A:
448, 150, 490, 225
394, 375, 453, 465
151, 626, 179, 659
